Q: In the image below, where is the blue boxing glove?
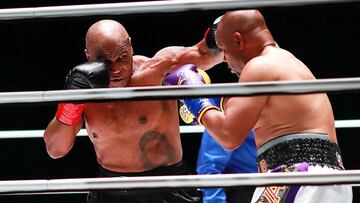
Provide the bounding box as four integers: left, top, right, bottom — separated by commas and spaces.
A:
182, 97, 218, 125
179, 97, 224, 125
164, 64, 219, 125
177, 69, 224, 125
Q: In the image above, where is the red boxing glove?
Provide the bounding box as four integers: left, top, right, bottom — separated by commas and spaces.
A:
55, 103, 85, 125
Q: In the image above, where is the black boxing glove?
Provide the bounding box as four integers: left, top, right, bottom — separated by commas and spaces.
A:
204, 15, 223, 53
55, 61, 109, 125
64, 61, 110, 89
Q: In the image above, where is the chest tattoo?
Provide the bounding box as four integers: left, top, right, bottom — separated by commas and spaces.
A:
139, 131, 176, 170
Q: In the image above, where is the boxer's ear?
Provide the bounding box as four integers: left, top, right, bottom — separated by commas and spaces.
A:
84, 48, 91, 60
234, 32, 244, 51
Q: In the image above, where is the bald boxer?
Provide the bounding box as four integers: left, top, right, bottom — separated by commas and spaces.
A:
167, 10, 353, 203
43, 19, 223, 203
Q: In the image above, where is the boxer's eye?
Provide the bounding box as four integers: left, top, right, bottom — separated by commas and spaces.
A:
115, 54, 130, 64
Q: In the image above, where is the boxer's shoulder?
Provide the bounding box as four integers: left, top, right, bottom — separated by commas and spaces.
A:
133, 55, 150, 72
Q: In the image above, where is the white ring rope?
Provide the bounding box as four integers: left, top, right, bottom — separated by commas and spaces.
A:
0, 77, 359, 105
0, 120, 358, 139
0, 0, 357, 20
0, 170, 359, 194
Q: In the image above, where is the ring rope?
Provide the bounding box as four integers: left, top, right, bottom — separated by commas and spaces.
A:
0, 77, 360, 105
0, 170, 359, 194
0, 120, 359, 139
0, 0, 356, 20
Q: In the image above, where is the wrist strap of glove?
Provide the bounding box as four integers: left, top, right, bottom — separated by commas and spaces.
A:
182, 98, 219, 126
180, 97, 224, 125
219, 97, 225, 112
197, 105, 219, 126
56, 103, 85, 126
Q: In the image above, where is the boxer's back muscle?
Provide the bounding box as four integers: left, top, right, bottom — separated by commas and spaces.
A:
252, 48, 336, 147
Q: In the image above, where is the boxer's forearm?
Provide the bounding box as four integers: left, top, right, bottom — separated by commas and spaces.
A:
201, 109, 249, 151
43, 117, 81, 159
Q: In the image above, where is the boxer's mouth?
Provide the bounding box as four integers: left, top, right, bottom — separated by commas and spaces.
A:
109, 76, 128, 87
111, 78, 121, 82
110, 76, 125, 82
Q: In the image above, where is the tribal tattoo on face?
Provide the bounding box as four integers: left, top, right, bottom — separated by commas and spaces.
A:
139, 131, 176, 170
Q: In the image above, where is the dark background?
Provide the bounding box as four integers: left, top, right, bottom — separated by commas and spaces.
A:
0, 0, 359, 202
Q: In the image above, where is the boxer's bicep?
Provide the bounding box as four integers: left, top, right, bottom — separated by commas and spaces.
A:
175, 42, 222, 70
149, 44, 222, 75
225, 95, 267, 135
140, 46, 185, 76
203, 96, 265, 151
